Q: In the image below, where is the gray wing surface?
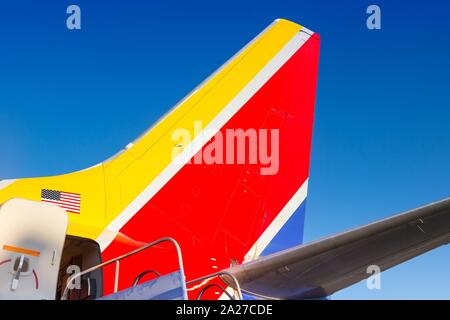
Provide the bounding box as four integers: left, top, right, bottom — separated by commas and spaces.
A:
225, 198, 450, 299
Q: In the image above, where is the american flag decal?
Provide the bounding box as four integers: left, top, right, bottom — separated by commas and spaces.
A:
41, 189, 81, 214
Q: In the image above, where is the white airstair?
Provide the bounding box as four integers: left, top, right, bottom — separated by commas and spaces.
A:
61, 237, 243, 300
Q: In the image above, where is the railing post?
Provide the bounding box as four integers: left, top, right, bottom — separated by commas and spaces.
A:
114, 260, 120, 293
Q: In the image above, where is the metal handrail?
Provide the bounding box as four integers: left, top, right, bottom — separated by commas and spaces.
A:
133, 270, 161, 287
186, 271, 243, 300
197, 284, 235, 300
61, 237, 185, 300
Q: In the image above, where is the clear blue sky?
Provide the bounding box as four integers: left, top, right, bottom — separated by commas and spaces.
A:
1, 1, 450, 299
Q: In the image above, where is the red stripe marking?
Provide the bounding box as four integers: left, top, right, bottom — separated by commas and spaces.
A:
33, 269, 39, 290
60, 195, 81, 200
42, 199, 80, 209
59, 191, 81, 197
0, 259, 11, 266
57, 198, 81, 205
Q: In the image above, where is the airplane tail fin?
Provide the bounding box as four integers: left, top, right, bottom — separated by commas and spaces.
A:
99, 19, 320, 294
0, 19, 320, 297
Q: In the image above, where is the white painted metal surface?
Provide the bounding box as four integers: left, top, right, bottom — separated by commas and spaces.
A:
0, 199, 68, 300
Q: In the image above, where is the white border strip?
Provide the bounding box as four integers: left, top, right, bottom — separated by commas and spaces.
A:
218, 178, 308, 300
243, 179, 308, 262
0, 179, 17, 191
97, 31, 311, 251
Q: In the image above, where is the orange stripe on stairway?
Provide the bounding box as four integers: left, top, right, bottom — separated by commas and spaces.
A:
2, 245, 40, 257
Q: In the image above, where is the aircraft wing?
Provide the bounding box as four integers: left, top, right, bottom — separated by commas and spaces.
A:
225, 197, 450, 299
